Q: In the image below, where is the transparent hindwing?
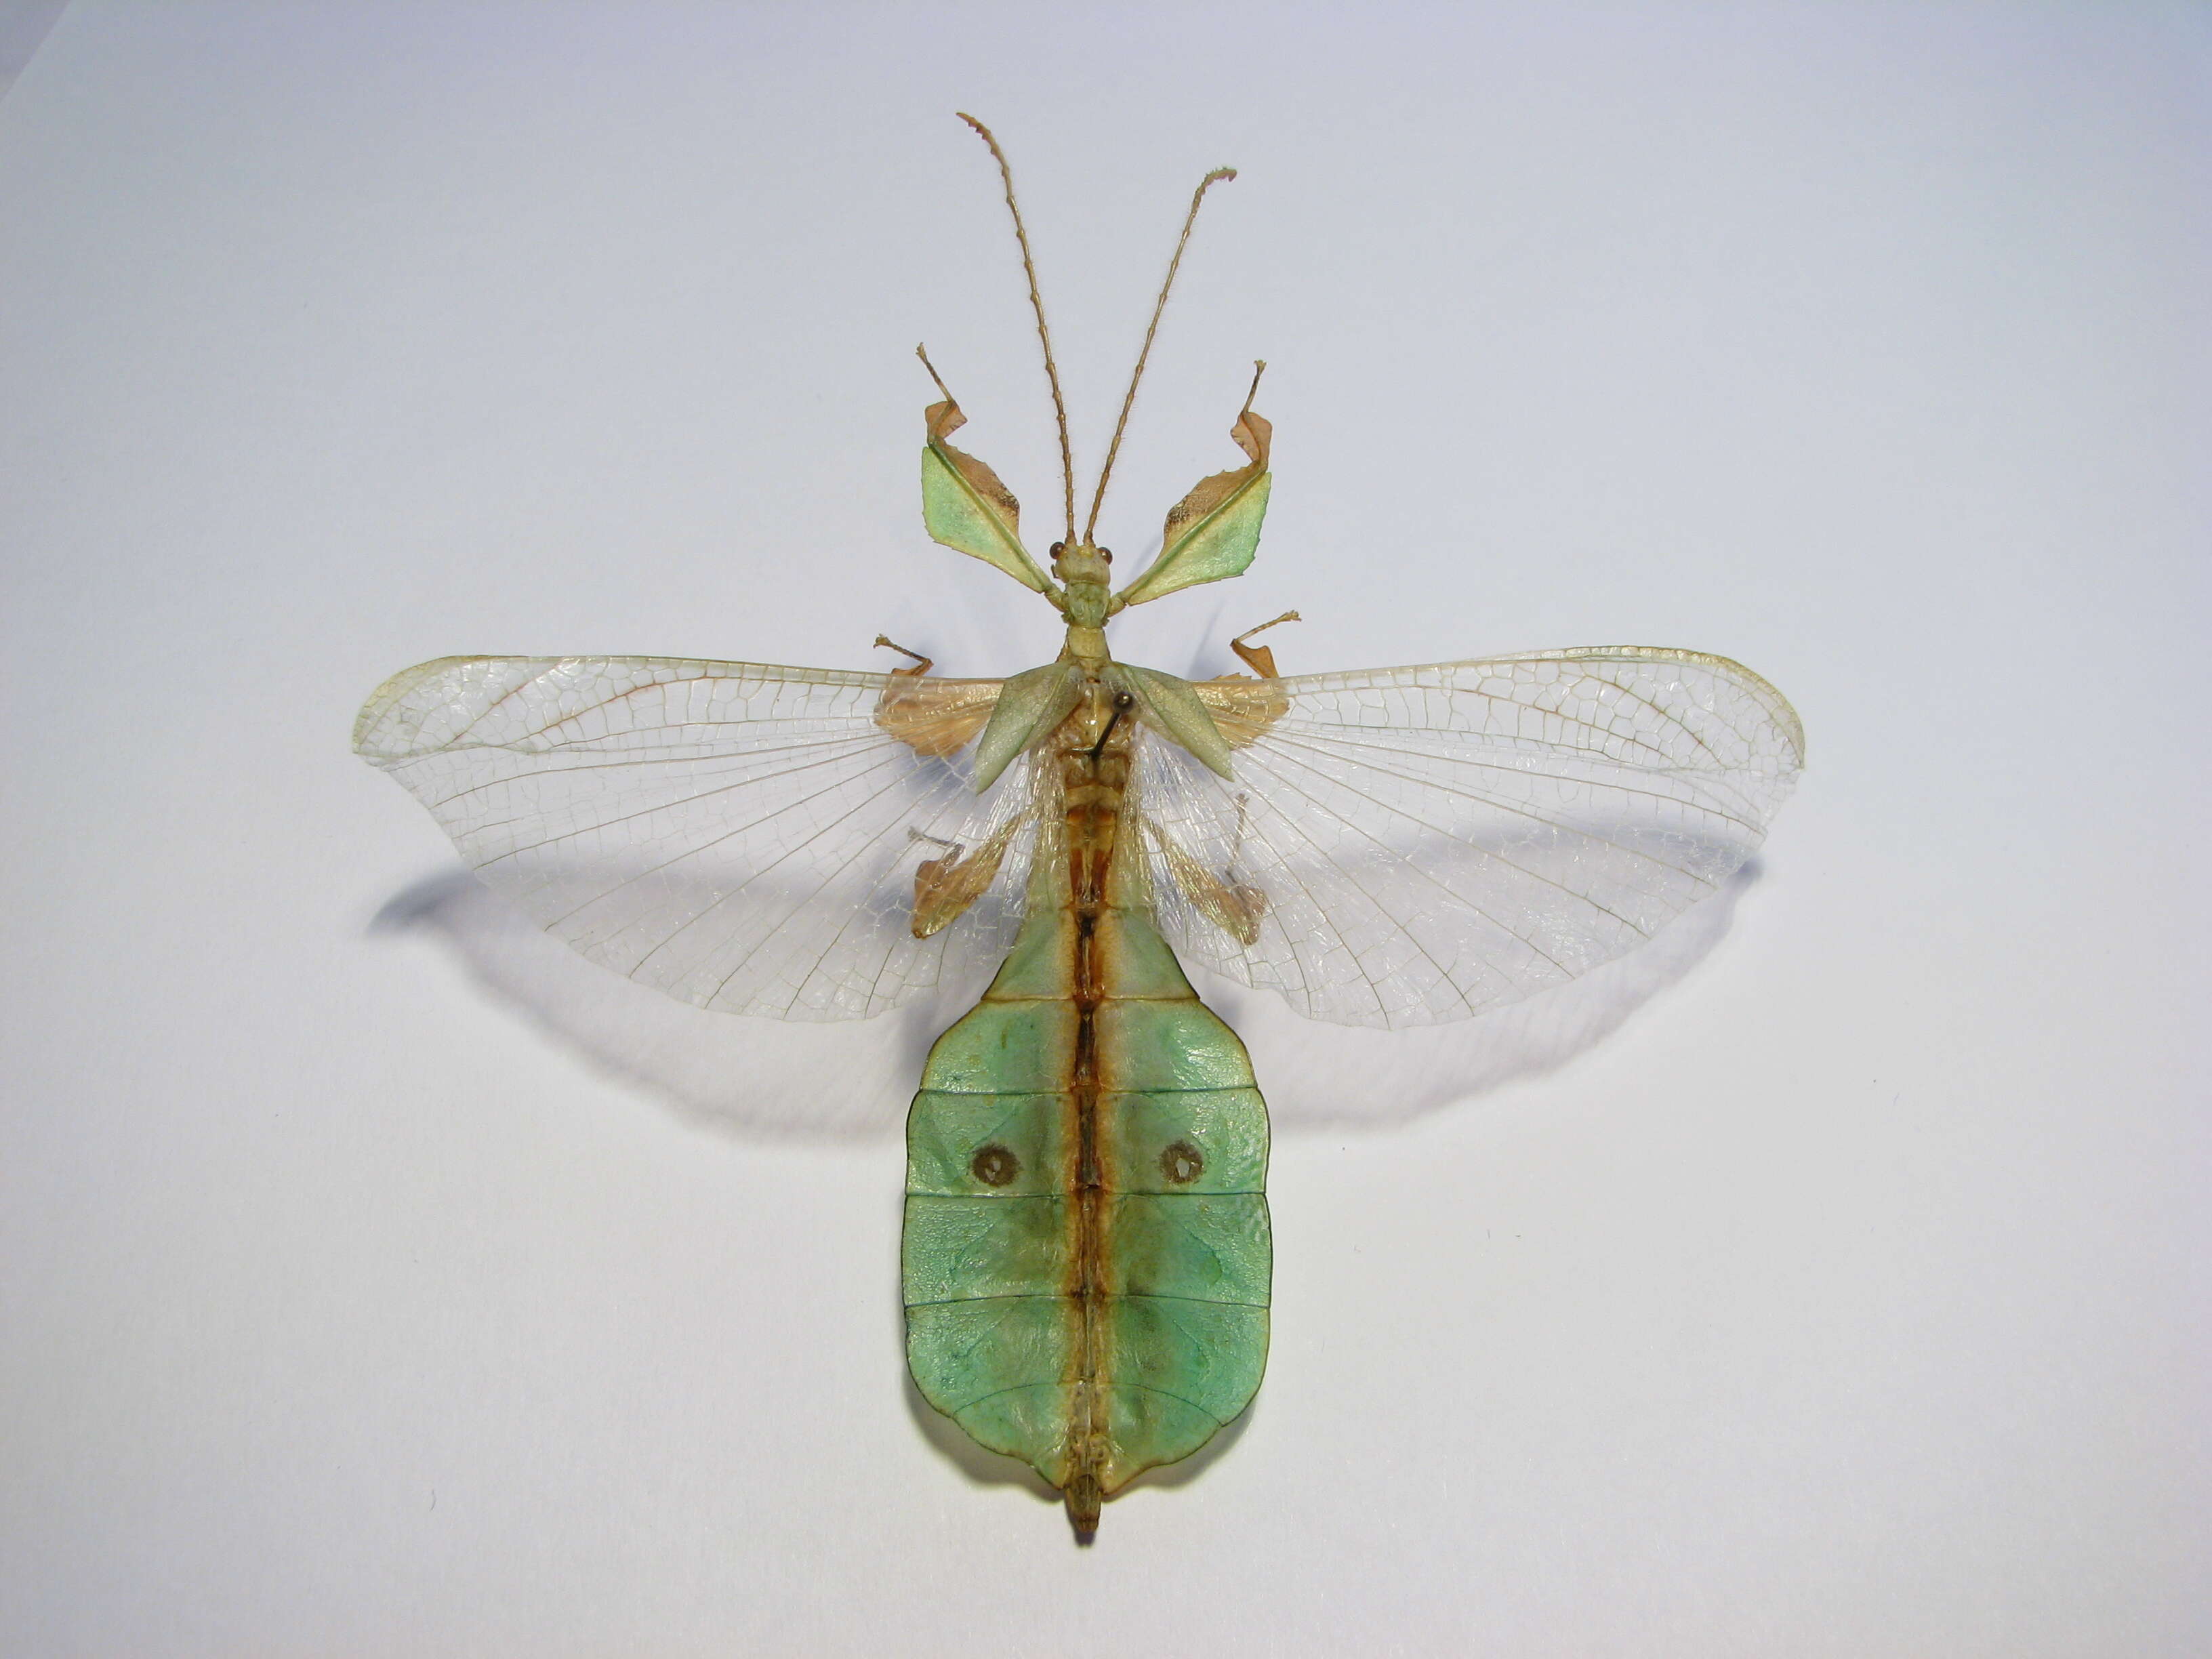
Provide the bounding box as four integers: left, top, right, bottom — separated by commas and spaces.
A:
353, 655, 1029, 1021
1134, 647, 1805, 1029
356, 647, 1801, 1032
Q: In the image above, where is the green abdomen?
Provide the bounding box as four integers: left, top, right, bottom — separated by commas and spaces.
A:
901, 890, 1271, 1521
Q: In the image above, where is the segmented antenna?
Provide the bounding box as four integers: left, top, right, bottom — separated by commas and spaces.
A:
958, 113, 1077, 546
1083, 163, 1239, 544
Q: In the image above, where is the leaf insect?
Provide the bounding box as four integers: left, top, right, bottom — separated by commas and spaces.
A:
354, 115, 1803, 1539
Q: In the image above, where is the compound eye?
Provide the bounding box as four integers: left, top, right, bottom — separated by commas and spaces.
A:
1098, 548, 1113, 563
1048, 541, 1067, 558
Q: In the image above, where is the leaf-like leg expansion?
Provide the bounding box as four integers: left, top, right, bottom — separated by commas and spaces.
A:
912, 814, 1027, 937
1147, 817, 1268, 946
1228, 609, 1300, 678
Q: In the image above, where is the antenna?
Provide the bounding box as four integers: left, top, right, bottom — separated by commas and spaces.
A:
1083, 163, 1238, 544
957, 113, 1077, 546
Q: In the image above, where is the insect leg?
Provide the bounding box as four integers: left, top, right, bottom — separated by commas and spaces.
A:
1229, 610, 1300, 678
874, 635, 935, 676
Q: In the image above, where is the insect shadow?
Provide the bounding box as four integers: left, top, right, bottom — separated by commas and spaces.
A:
368, 859, 1764, 1139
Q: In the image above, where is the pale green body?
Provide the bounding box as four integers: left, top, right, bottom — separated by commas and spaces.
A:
902, 292, 1280, 1528
901, 702, 1271, 1529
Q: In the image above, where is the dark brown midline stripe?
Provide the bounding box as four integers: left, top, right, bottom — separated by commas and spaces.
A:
1063, 735, 1120, 1520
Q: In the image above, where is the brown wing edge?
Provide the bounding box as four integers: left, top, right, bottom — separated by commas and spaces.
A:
873, 675, 1006, 758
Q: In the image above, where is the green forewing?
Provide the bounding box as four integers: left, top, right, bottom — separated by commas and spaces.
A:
971, 662, 1086, 792
1109, 663, 1237, 781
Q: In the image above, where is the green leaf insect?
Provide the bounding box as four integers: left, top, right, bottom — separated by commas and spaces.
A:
352, 113, 1805, 1540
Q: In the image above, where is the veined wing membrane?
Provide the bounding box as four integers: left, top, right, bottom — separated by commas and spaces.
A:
1143, 648, 1803, 1028
354, 655, 1023, 1020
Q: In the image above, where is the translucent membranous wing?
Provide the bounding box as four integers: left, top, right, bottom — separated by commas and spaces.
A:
1137, 648, 1804, 1029
354, 656, 1028, 1020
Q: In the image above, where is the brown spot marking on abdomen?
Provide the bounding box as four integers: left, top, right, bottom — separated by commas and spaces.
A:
1160, 1139, 1205, 1185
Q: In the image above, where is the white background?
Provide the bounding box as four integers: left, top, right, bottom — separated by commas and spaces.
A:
4, 3, 2206, 1654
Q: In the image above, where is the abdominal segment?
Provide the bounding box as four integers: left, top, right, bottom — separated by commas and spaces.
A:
901, 813, 1271, 1532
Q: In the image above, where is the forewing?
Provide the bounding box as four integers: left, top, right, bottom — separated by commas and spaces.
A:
354, 655, 1029, 1020
1140, 648, 1803, 1028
